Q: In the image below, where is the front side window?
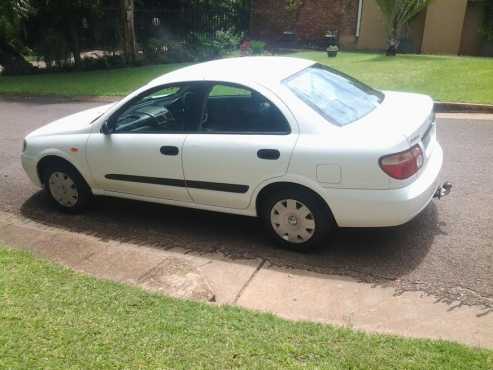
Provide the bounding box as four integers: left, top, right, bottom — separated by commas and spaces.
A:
200, 83, 290, 134
284, 64, 384, 126
110, 84, 207, 133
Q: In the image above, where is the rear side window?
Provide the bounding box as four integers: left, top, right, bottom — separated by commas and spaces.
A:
209, 85, 252, 97
284, 64, 384, 126
201, 83, 290, 134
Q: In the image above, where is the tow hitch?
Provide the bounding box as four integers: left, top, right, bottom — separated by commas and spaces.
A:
434, 182, 453, 199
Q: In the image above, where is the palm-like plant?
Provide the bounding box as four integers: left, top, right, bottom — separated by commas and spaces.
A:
376, 0, 432, 56
482, 0, 493, 42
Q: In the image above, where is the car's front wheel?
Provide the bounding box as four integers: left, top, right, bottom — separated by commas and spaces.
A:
260, 188, 334, 251
42, 162, 92, 213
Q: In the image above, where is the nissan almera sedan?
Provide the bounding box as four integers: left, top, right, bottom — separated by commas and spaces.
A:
21, 57, 450, 250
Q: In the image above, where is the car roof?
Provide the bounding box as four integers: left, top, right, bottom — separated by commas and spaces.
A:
148, 56, 314, 87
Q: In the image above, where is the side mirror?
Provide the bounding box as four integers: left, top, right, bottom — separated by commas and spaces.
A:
101, 121, 112, 135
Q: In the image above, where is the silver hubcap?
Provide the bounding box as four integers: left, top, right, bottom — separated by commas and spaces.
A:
270, 199, 315, 244
48, 171, 79, 208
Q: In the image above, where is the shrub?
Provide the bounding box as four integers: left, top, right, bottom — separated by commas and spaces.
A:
80, 56, 106, 71
36, 29, 71, 69
214, 29, 242, 53
186, 34, 218, 61
187, 29, 241, 62
104, 54, 126, 68
163, 41, 195, 63
250, 40, 267, 55
78, 54, 126, 71
192, 44, 222, 61
143, 37, 166, 62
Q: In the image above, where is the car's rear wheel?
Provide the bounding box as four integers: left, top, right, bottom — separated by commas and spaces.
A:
42, 162, 92, 213
260, 188, 334, 251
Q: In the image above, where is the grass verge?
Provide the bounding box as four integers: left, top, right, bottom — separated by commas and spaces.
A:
0, 246, 492, 369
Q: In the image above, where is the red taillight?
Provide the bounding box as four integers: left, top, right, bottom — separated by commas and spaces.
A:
379, 145, 424, 180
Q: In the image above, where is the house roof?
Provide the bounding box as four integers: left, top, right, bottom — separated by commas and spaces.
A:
148, 57, 315, 87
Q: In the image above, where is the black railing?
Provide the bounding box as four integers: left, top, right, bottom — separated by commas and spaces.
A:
136, 6, 250, 40
92, 3, 250, 50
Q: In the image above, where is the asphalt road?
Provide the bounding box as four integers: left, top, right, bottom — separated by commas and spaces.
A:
1, 97, 492, 309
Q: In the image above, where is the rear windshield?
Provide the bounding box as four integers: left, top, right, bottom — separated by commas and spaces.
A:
284, 64, 384, 126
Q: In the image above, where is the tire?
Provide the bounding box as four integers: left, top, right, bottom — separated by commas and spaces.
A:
260, 188, 335, 252
42, 161, 92, 213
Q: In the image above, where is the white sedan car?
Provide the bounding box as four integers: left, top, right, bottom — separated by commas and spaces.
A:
21, 57, 450, 250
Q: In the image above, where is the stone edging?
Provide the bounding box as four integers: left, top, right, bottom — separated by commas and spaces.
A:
434, 102, 493, 114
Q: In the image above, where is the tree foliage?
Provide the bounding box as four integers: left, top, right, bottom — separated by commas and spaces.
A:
0, 0, 35, 74
30, 0, 102, 67
0, 0, 32, 42
376, 0, 432, 55
0, 0, 251, 74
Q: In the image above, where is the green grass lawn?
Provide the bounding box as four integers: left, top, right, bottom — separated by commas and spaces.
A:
1, 51, 493, 104
0, 63, 184, 97
0, 246, 491, 369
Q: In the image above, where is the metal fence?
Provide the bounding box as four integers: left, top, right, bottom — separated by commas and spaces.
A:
136, 5, 250, 41
92, 3, 250, 50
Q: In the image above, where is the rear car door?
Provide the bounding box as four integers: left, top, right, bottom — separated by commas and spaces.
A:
182, 82, 298, 209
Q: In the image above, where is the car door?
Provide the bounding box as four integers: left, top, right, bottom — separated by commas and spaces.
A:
87, 83, 206, 202
182, 82, 298, 209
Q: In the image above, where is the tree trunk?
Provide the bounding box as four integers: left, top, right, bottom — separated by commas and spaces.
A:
385, 45, 397, 56
120, 0, 137, 64
69, 20, 81, 68
0, 38, 33, 75
386, 30, 399, 57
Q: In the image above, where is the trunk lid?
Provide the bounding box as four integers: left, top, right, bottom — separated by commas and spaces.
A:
345, 91, 437, 189
376, 91, 435, 146
348, 91, 436, 154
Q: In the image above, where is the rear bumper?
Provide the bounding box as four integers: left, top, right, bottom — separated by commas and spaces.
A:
21, 153, 43, 188
327, 143, 443, 228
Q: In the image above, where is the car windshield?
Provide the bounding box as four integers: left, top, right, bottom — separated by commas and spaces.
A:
284, 64, 384, 126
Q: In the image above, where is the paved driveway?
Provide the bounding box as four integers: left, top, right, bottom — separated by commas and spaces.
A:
1, 97, 492, 309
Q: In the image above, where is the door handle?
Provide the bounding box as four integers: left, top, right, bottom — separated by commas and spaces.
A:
257, 149, 280, 160
160, 146, 179, 156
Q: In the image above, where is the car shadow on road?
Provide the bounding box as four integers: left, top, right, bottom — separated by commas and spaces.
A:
20, 191, 444, 284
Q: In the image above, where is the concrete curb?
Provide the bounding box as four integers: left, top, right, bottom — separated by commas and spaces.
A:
434, 102, 493, 114
0, 211, 491, 349
437, 112, 493, 121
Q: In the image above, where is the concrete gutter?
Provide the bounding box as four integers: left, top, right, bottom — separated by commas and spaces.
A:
437, 112, 493, 121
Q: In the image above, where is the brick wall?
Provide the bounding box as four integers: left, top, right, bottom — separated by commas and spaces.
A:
250, 0, 358, 47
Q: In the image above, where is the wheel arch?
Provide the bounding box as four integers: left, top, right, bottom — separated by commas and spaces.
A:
37, 155, 90, 189
254, 181, 338, 226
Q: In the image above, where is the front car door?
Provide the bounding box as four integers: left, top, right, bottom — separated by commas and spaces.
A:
182, 82, 298, 209
87, 83, 207, 202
